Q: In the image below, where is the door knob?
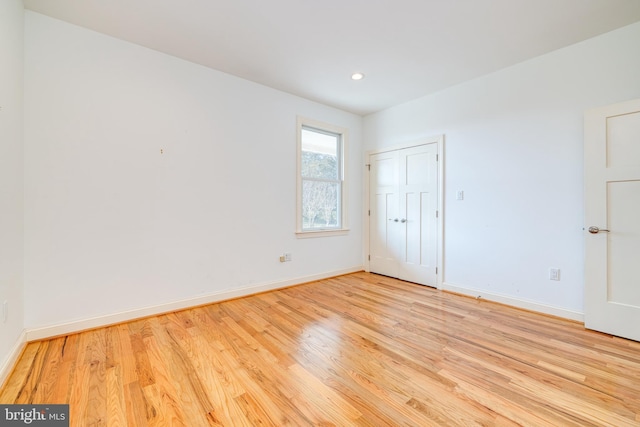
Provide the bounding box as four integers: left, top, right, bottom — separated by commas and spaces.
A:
388, 218, 399, 222
400, 218, 407, 223
588, 226, 610, 234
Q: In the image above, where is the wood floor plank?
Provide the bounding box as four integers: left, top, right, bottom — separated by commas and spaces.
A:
139, 334, 191, 426
0, 342, 41, 403
124, 381, 150, 427
2, 272, 640, 426
145, 317, 217, 426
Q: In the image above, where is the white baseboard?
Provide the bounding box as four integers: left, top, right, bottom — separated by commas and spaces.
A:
25, 267, 364, 342
0, 330, 27, 389
442, 282, 584, 322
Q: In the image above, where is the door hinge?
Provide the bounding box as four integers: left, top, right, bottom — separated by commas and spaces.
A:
368, 255, 371, 261
436, 154, 439, 161
436, 267, 438, 274
366, 164, 371, 171
368, 209, 371, 216
436, 210, 439, 218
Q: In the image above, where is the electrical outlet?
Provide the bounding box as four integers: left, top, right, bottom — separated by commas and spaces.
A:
549, 268, 560, 281
280, 253, 292, 262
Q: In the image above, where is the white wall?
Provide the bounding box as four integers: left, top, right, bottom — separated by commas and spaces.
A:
17, 8, 640, 337
0, 0, 25, 377
364, 22, 640, 318
24, 12, 363, 330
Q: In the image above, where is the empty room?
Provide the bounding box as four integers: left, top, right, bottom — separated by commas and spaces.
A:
1, 0, 640, 425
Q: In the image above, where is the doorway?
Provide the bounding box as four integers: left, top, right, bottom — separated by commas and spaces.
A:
367, 136, 444, 288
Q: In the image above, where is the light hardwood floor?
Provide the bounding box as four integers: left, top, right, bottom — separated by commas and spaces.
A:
2, 272, 640, 426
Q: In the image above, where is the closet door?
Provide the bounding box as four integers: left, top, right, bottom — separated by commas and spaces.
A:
398, 144, 438, 286
369, 143, 439, 287
369, 150, 400, 278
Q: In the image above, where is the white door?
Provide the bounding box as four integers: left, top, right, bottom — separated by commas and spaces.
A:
584, 98, 640, 342
370, 150, 401, 278
369, 143, 439, 287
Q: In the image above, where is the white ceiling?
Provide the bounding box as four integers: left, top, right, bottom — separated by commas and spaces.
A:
22, 0, 640, 116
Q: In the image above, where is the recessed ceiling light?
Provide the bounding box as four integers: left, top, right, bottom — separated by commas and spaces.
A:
351, 72, 365, 81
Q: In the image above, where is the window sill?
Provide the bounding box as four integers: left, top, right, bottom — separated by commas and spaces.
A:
295, 229, 350, 239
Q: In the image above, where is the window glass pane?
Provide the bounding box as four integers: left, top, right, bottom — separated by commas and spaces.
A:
302, 180, 340, 229
301, 128, 339, 180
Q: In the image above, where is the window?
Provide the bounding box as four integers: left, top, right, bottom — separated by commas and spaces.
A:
296, 118, 348, 236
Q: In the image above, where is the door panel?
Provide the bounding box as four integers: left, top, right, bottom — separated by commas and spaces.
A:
606, 112, 640, 168
607, 180, 640, 306
585, 98, 640, 341
406, 152, 429, 185
405, 191, 420, 265
376, 156, 398, 186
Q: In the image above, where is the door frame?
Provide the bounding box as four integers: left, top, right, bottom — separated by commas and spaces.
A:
364, 135, 445, 289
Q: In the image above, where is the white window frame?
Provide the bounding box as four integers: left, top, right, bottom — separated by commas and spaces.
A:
296, 117, 349, 238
